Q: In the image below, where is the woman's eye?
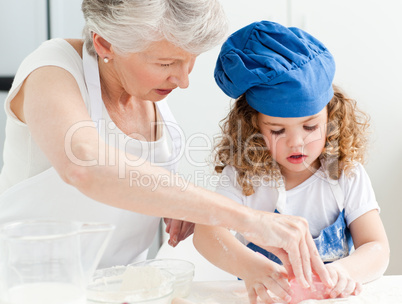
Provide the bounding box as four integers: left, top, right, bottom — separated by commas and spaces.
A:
160, 63, 173, 67
270, 129, 285, 136
304, 125, 318, 132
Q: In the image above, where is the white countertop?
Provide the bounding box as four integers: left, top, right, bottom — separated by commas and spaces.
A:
179, 275, 402, 304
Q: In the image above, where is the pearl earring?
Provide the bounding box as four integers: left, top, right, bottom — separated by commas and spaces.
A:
103, 57, 109, 63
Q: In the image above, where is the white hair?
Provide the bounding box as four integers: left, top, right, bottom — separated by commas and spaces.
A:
82, 0, 228, 57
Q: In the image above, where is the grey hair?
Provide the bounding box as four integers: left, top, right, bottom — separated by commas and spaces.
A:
82, 0, 229, 57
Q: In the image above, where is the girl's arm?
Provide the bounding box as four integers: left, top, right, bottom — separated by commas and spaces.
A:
325, 209, 389, 298
193, 224, 292, 304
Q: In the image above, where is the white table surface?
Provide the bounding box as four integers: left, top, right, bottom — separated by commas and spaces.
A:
180, 275, 402, 304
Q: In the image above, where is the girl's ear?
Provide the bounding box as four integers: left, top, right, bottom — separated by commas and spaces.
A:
92, 32, 114, 60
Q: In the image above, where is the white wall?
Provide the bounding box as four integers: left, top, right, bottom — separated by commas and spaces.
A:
168, 0, 402, 275
167, 0, 288, 189
289, 0, 402, 276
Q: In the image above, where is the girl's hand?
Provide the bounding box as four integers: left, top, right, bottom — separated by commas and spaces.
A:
242, 252, 292, 304
325, 262, 363, 298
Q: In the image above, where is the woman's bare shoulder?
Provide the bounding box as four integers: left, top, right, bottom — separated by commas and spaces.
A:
64, 39, 84, 58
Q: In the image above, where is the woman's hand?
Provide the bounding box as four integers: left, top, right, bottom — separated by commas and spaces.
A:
242, 211, 333, 290
242, 252, 292, 304
325, 262, 363, 298
164, 218, 194, 247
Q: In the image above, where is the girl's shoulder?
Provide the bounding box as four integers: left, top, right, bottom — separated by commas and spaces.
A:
320, 160, 366, 182
215, 165, 245, 205
339, 162, 368, 182
313, 161, 372, 197
216, 165, 278, 209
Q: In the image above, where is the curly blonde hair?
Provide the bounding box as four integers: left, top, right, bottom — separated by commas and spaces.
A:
214, 85, 370, 196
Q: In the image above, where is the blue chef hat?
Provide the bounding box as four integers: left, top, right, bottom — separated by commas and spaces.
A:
214, 21, 335, 118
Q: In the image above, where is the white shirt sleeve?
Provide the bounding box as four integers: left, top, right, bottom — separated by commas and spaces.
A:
215, 165, 245, 206
341, 163, 380, 226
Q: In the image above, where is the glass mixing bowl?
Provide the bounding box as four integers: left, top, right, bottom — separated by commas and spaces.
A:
87, 265, 175, 304
130, 259, 195, 298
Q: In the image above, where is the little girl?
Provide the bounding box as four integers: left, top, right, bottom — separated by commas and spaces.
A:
193, 21, 389, 304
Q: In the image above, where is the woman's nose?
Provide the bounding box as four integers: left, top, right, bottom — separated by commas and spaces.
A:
169, 74, 189, 89
169, 57, 196, 89
168, 65, 191, 89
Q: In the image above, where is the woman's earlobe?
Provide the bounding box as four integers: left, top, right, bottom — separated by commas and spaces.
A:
92, 33, 113, 59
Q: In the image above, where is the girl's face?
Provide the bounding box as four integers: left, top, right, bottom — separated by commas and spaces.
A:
258, 107, 328, 178
111, 40, 197, 102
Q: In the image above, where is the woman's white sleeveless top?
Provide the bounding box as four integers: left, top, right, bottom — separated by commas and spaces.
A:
0, 39, 183, 267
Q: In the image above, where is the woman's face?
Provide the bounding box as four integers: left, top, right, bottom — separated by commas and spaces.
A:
111, 40, 197, 102
257, 107, 328, 177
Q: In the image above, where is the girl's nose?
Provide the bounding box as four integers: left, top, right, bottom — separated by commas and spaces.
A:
286, 131, 304, 148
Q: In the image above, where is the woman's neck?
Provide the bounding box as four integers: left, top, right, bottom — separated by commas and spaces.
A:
98, 60, 157, 142
98, 58, 127, 105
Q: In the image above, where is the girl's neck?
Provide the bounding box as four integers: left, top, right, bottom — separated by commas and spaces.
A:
281, 159, 321, 190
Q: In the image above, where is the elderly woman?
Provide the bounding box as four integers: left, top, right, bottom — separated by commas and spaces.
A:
0, 0, 331, 293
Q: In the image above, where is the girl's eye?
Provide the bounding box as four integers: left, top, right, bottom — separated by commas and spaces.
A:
270, 129, 285, 136
160, 63, 173, 67
304, 125, 318, 132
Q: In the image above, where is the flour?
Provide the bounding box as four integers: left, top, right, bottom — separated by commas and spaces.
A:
215, 236, 229, 253
120, 266, 167, 291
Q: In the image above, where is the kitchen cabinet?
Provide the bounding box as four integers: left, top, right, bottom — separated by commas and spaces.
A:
0, 0, 47, 76
0, 0, 84, 82
49, 0, 85, 38
0, 0, 85, 167
0, 0, 46, 167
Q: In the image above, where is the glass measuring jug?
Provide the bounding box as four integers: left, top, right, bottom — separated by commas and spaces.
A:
0, 220, 115, 304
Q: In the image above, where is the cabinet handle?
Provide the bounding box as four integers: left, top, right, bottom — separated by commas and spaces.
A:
0, 76, 14, 92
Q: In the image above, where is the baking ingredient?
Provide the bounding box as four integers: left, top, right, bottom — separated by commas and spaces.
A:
120, 265, 167, 291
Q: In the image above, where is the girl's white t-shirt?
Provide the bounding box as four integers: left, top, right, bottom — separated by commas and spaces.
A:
216, 163, 379, 239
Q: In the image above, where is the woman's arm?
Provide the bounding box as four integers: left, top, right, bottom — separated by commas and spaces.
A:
325, 209, 389, 298
17, 65, 330, 287
193, 224, 292, 304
